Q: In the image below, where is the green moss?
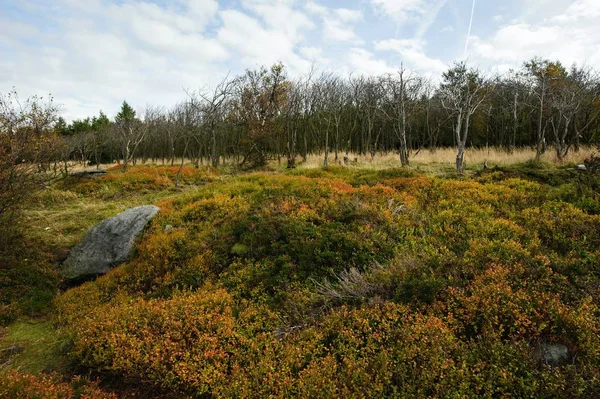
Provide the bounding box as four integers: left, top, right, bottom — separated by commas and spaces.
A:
0, 320, 68, 374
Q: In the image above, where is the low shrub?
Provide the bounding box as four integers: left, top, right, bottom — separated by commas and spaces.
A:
0, 370, 116, 399
53, 168, 600, 397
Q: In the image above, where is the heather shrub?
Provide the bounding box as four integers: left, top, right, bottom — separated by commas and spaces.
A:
56, 165, 216, 199
0, 370, 116, 399
53, 168, 600, 397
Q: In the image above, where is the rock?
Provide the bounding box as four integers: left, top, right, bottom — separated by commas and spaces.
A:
61, 205, 159, 280
70, 169, 107, 178
164, 224, 173, 232
536, 343, 570, 366
577, 164, 587, 171
0, 345, 24, 364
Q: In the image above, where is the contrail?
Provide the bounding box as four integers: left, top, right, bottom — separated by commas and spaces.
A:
464, 0, 476, 59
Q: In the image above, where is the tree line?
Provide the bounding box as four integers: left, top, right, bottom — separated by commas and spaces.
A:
49, 58, 599, 175
3, 57, 600, 181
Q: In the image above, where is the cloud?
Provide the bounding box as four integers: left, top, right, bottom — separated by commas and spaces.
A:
0, 18, 39, 44
370, 0, 448, 38
335, 8, 363, 23
346, 48, 395, 76
300, 46, 330, 65
305, 1, 327, 16
305, 1, 363, 43
323, 18, 362, 43
218, 9, 311, 71
4, 0, 600, 122
470, 0, 600, 68
375, 39, 447, 75
240, 0, 315, 41
1, 0, 229, 121
370, 0, 425, 21
415, 0, 449, 38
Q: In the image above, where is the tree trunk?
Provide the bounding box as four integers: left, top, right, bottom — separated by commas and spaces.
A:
211, 123, 218, 168
456, 144, 466, 174
323, 127, 329, 167
535, 81, 546, 161
175, 140, 189, 187
512, 91, 518, 151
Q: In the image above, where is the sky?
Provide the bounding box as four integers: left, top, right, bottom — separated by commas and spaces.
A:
1, 0, 599, 121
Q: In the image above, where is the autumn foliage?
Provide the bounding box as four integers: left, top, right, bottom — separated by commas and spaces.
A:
0, 370, 116, 399
52, 165, 600, 397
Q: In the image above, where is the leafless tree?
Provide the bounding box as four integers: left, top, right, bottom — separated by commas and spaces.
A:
440, 62, 490, 173
187, 73, 238, 167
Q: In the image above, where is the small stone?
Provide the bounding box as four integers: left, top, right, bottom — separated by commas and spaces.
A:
537, 343, 570, 366
70, 169, 107, 178
164, 224, 173, 232
577, 164, 587, 171
0, 345, 24, 363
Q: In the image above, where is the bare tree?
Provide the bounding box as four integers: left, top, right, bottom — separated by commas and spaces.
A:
0, 89, 59, 243
115, 101, 147, 172
187, 73, 238, 167
523, 58, 564, 160
380, 65, 426, 166
440, 62, 489, 173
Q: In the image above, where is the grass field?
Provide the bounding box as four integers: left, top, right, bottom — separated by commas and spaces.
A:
68, 146, 598, 174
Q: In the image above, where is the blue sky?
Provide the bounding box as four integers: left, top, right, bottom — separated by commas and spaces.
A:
1, 0, 598, 120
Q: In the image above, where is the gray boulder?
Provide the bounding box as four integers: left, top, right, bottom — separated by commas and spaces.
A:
536, 343, 570, 366
70, 169, 107, 178
61, 205, 159, 280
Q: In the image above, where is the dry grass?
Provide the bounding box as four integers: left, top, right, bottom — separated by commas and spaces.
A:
65, 146, 598, 177
294, 146, 598, 171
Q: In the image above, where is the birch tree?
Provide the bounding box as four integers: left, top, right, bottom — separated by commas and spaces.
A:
439, 62, 489, 173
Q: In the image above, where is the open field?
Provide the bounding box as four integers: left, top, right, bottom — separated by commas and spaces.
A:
2, 157, 600, 398
67, 146, 598, 174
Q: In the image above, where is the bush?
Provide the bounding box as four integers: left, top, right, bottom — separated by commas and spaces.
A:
53, 168, 600, 397
0, 370, 116, 399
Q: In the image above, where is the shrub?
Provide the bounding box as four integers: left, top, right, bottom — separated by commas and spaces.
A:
0, 370, 116, 399
53, 168, 600, 397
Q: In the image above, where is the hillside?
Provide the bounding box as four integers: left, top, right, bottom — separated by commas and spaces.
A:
2, 160, 600, 398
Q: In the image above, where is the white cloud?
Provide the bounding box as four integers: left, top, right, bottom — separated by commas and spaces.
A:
375, 39, 447, 75
304, 1, 363, 43
0, 18, 39, 42
305, 1, 327, 16
470, 0, 600, 68
323, 18, 362, 43
335, 8, 363, 23
346, 48, 395, 76
300, 46, 330, 65
370, 0, 425, 21
4, 0, 600, 122
187, 0, 219, 20
518, 0, 572, 23
415, 0, 449, 38
370, 0, 448, 38
218, 9, 312, 73
240, 0, 315, 41
1, 0, 228, 120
